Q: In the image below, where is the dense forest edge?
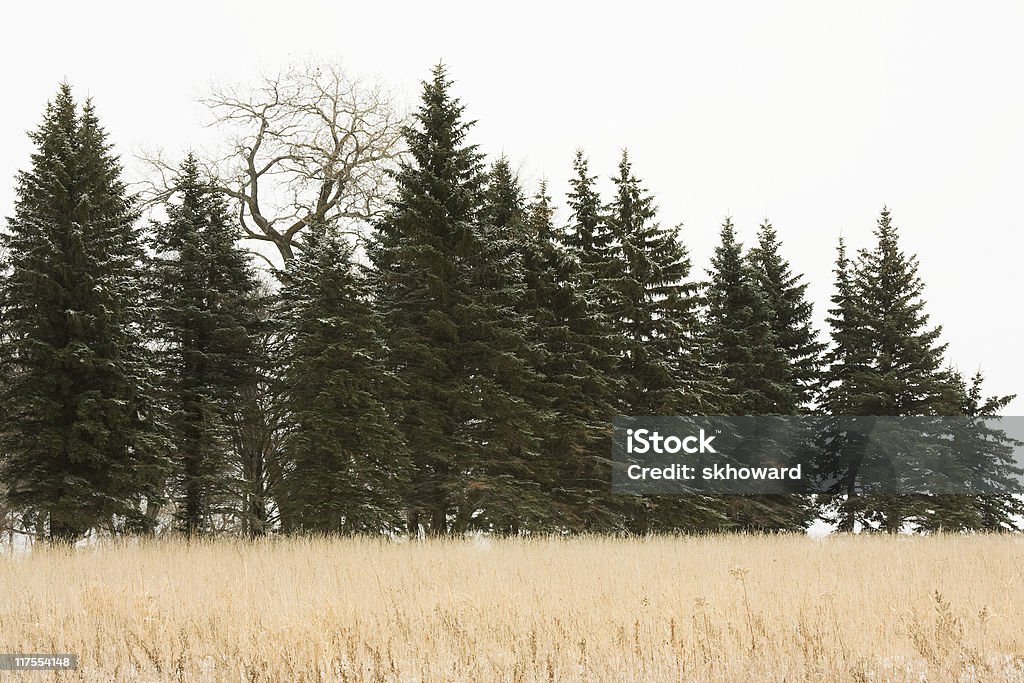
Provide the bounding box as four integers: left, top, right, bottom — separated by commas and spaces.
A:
1, 63, 1022, 545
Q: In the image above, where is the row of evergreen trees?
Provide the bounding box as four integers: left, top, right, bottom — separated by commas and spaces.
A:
1, 70, 1021, 543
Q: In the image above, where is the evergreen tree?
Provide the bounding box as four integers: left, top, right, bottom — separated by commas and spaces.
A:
150, 155, 259, 535
549, 153, 642, 529
853, 208, 954, 532
606, 151, 710, 415
515, 180, 624, 531
0, 85, 166, 542
277, 225, 406, 534
743, 220, 824, 531
747, 220, 825, 412
563, 152, 624, 341
932, 371, 1024, 532
705, 218, 793, 414
818, 236, 875, 530
820, 237, 874, 415
705, 218, 811, 531
227, 283, 281, 538
471, 158, 557, 533
367, 65, 549, 535
483, 157, 526, 240
854, 208, 952, 416
599, 153, 728, 532
820, 208, 992, 532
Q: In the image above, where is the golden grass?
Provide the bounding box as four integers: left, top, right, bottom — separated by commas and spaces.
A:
1, 534, 1023, 682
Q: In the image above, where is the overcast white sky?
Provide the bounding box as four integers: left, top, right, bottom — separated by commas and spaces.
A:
3, 1, 1023, 411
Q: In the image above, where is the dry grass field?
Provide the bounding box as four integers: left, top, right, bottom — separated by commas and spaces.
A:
1, 534, 1023, 682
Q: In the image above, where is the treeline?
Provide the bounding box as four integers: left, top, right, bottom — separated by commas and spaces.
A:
1, 67, 1021, 543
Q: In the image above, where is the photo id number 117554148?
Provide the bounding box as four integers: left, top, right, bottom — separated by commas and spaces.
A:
0, 654, 77, 670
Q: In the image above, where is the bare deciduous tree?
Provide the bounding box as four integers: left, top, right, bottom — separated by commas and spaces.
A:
143, 60, 406, 268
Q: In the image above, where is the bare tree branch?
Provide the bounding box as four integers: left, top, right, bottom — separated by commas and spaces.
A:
138, 58, 407, 270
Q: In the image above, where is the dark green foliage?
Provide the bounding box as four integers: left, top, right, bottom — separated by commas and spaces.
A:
830, 208, 953, 532
0, 85, 166, 542
937, 373, 1024, 532
747, 221, 825, 413
850, 208, 952, 416
514, 179, 622, 531
704, 218, 814, 531
818, 208, 1022, 532
563, 151, 624, 323
226, 286, 282, 538
277, 225, 406, 534
818, 236, 879, 530
463, 157, 557, 533
367, 65, 477, 535
150, 155, 259, 535
2, 76, 1019, 540
899, 374, 1022, 532
740, 220, 824, 531
603, 153, 730, 532
705, 218, 794, 415
606, 151, 710, 415
820, 237, 874, 416
368, 66, 549, 535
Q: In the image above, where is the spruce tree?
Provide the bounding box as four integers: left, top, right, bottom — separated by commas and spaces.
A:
820, 237, 874, 415
853, 208, 952, 532
705, 218, 793, 414
563, 152, 624, 342
747, 220, 825, 412
854, 208, 951, 415
934, 372, 1024, 532
228, 285, 280, 538
468, 160, 557, 532
606, 151, 710, 416
367, 65, 548, 535
739, 220, 825, 531
550, 153, 638, 529
818, 236, 875, 530
705, 218, 810, 531
599, 153, 726, 532
150, 155, 259, 535
820, 208, 998, 532
515, 180, 624, 531
0, 85, 166, 542
277, 225, 406, 534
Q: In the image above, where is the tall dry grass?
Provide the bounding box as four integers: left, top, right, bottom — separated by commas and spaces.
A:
1, 534, 1022, 682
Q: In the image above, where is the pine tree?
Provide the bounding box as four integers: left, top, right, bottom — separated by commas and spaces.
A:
277, 225, 406, 534
936, 371, 1024, 532
367, 65, 549, 535
820, 208, 979, 531
468, 160, 557, 532
705, 218, 811, 531
705, 218, 793, 414
150, 155, 259, 535
747, 220, 825, 412
514, 180, 624, 531
606, 151, 710, 415
818, 236, 875, 530
563, 152, 624, 343
0, 85, 166, 542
